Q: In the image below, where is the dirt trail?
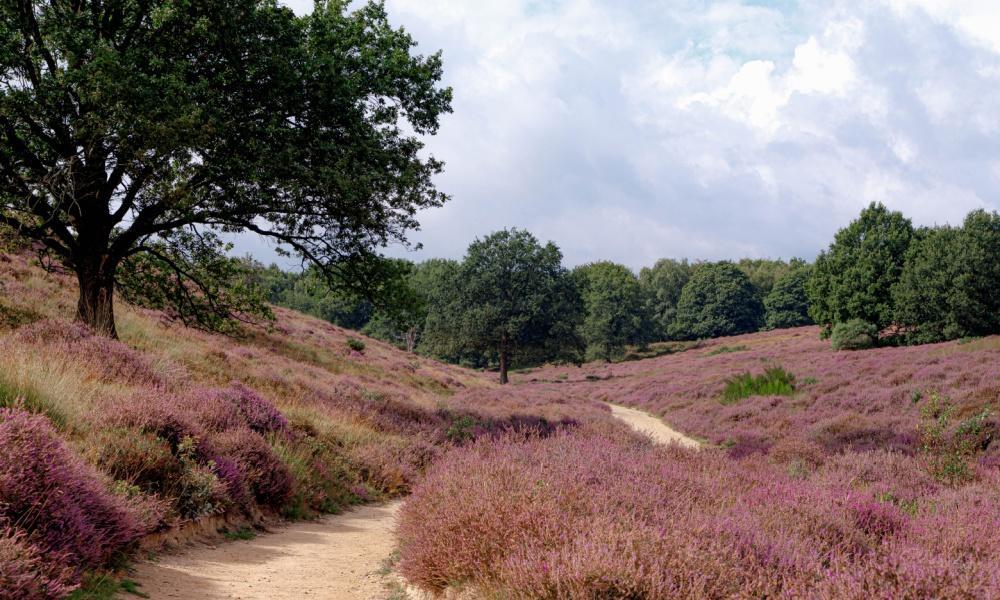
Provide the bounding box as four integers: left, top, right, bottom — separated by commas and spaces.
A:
128, 501, 402, 600
609, 403, 701, 449
128, 406, 694, 600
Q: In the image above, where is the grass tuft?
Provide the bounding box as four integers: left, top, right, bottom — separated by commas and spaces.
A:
721, 366, 796, 404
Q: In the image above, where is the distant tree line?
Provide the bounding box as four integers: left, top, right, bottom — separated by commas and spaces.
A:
253, 231, 815, 382
254, 203, 998, 381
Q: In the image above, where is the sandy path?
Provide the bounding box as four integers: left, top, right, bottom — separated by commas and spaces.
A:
128, 501, 402, 600
609, 404, 700, 449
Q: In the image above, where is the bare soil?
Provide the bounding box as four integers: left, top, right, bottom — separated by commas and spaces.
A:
125, 406, 695, 599
609, 403, 701, 448
126, 501, 402, 600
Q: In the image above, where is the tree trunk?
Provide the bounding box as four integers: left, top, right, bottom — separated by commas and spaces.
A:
499, 350, 509, 385
76, 263, 118, 338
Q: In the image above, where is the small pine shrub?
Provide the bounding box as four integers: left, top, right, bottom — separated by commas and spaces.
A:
831, 319, 878, 351
721, 366, 796, 404
918, 394, 989, 485
346, 338, 366, 353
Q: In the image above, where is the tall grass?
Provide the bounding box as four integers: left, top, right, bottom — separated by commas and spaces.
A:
721, 366, 796, 404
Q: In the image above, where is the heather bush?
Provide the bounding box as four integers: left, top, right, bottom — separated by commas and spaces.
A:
400, 428, 1000, 598
0, 409, 148, 569
721, 366, 795, 404
0, 527, 76, 600
211, 428, 293, 509
831, 319, 878, 350
12, 320, 162, 386
224, 383, 289, 434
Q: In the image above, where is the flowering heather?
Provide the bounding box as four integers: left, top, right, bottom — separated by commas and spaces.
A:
0, 409, 148, 570
522, 327, 1000, 455
0, 527, 76, 600
399, 427, 1000, 599
11, 319, 164, 387
211, 428, 294, 508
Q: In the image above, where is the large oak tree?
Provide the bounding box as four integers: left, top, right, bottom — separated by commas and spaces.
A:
0, 0, 451, 337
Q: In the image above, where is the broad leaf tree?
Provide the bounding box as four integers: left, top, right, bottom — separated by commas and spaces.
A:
639, 258, 694, 340
763, 265, 813, 330
0, 0, 451, 337
454, 229, 574, 384
807, 203, 913, 337
670, 262, 763, 340
575, 261, 650, 361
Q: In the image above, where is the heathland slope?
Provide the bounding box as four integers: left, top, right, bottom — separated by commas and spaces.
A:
0, 251, 606, 598
399, 328, 1000, 598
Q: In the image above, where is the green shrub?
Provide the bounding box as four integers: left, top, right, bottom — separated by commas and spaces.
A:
721, 366, 796, 405
346, 338, 366, 353
830, 319, 877, 351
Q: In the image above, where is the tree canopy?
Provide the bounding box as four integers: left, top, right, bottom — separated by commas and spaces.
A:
893, 210, 1000, 344
574, 261, 650, 361
638, 258, 695, 340
451, 229, 577, 384
670, 262, 764, 340
807, 203, 913, 337
764, 266, 813, 330
0, 0, 451, 337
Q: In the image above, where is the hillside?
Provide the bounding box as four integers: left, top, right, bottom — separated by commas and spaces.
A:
2, 249, 999, 599
399, 328, 1000, 598
0, 251, 604, 598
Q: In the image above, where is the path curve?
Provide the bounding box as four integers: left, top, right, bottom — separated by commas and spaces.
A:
128, 501, 402, 600
609, 404, 700, 449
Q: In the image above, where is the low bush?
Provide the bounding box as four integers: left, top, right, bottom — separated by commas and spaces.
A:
346, 337, 366, 353
398, 428, 1000, 598
0, 527, 76, 600
831, 319, 878, 351
721, 366, 795, 404
211, 428, 293, 509
0, 409, 148, 570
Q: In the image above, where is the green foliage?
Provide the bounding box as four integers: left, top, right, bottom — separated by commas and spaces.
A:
409, 259, 465, 360
118, 231, 273, 334
670, 262, 764, 340
918, 393, 989, 485
69, 575, 149, 600
0, 0, 451, 337
807, 203, 913, 334
894, 209, 1000, 344
638, 258, 695, 339
764, 266, 814, 330
346, 338, 366, 353
736, 258, 804, 300
446, 415, 482, 444
721, 367, 796, 405
830, 319, 878, 351
257, 264, 372, 330
222, 527, 257, 541
574, 262, 651, 362
449, 229, 582, 383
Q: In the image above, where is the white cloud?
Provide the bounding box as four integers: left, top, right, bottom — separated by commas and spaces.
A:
252, 0, 1000, 270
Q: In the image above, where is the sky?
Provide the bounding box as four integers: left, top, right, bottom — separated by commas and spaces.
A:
251, 0, 1000, 271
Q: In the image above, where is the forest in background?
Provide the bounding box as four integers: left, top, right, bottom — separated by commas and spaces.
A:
255, 202, 1000, 381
